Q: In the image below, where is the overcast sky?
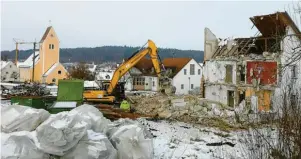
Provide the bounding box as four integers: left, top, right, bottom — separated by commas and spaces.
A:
1, 1, 293, 51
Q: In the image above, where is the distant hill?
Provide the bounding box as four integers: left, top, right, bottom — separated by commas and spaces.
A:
1, 46, 204, 63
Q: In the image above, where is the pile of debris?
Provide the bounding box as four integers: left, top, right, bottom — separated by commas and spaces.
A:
129, 94, 237, 125
1, 104, 154, 159
8, 83, 51, 97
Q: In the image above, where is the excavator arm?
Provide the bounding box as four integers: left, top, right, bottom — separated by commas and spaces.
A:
107, 39, 162, 94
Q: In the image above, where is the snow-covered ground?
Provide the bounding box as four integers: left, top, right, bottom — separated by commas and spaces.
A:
1, 101, 275, 159
138, 119, 249, 159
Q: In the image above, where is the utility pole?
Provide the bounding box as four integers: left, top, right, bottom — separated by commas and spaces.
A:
13, 39, 37, 66
15, 43, 18, 65
32, 42, 36, 82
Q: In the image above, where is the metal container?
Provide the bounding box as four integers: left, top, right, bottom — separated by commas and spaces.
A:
11, 96, 46, 109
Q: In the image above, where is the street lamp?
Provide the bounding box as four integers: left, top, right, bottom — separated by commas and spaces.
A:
188, 77, 191, 94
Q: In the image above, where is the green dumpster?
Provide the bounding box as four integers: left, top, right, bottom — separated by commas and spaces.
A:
48, 79, 84, 114
11, 96, 46, 109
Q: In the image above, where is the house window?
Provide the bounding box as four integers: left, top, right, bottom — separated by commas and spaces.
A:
198, 69, 201, 75
10, 65, 12, 68
152, 81, 155, 86
240, 66, 245, 82
225, 65, 233, 83
2, 77, 6, 81
181, 84, 184, 89
292, 65, 297, 79
190, 64, 195, 75
191, 84, 194, 89
49, 44, 54, 49
58, 70, 61, 74
134, 77, 145, 85
52, 78, 56, 83
6, 72, 8, 74
184, 69, 187, 75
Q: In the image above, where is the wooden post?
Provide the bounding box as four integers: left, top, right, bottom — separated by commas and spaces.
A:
15, 43, 18, 65
32, 42, 36, 82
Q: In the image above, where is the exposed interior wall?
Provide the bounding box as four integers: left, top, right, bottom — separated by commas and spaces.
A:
204, 28, 218, 61
204, 60, 237, 85
246, 88, 272, 112
205, 85, 236, 106
246, 61, 278, 85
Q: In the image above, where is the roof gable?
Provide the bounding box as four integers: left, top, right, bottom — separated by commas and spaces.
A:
40, 26, 58, 43
43, 63, 59, 77
162, 58, 192, 77
1, 61, 11, 69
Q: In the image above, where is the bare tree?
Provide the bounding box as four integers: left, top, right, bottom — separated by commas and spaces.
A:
241, 2, 301, 158
68, 62, 95, 80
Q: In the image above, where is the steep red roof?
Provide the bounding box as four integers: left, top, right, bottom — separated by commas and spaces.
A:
162, 58, 192, 77
134, 57, 153, 72
40, 26, 52, 43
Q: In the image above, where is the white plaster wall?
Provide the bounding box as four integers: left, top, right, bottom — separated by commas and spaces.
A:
144, 76, 152, 91
204, 60, 237, 84
124, 77, 133, 91
205, 85, 236, 105
1, 62, 20, 82
273, 26, 301, 111
151, 77, 159, 91
172, 59, 202, 94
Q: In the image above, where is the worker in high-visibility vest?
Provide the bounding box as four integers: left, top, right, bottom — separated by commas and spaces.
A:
120, 100, 130, 111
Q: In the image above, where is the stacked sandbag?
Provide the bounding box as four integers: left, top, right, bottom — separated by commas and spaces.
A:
1, 131, 50, 159
62, 130, 117, 159
35, 112, 91, 156
106, 119, 154, 159
69, 104, 112, 133
1, 104, 50, 133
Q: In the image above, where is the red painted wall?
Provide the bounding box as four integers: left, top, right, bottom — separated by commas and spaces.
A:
246, 61, 277, 85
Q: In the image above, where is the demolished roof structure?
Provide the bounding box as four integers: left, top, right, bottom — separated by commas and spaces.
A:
209, 12, 300, 59
133, 57, 192, 78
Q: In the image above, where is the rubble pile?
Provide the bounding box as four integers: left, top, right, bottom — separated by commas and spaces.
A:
130, 94, 237, 125
1, 104, 153, 159
9, 83, 51, 96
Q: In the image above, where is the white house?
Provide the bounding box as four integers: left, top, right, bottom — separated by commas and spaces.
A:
1, 61, 19, 82
162, 58, 202, 95
124, 67, 159, 91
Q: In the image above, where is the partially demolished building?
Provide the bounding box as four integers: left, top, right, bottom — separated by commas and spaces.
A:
203, 12, 300, 112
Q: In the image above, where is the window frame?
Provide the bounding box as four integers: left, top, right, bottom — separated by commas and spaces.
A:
190, 64, 195, 75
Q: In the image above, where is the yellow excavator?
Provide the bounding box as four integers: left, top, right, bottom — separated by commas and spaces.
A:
83, 39, 171, 103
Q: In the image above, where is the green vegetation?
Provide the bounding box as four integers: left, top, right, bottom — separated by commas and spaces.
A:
1, 46, 204, 63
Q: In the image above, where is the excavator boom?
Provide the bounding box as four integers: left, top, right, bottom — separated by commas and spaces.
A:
107, 40, 162, 94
